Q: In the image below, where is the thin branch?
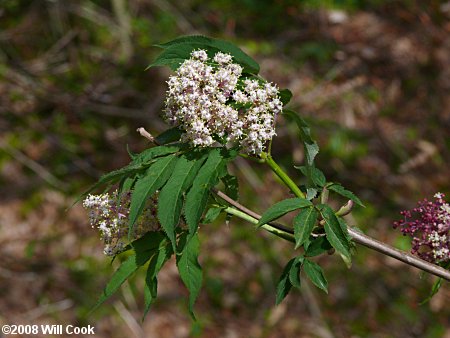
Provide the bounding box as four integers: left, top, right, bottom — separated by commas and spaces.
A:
214, 189, 450, 282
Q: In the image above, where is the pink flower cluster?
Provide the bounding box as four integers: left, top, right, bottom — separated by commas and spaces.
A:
393, 193, 450, 265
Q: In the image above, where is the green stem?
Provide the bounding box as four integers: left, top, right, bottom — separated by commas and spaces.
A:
224, 206, 295, 243
260, 152, 305, 199
238, 153, 265, 163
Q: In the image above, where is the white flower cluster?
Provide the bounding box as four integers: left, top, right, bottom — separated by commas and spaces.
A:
164, 49, 282, 154
429, 231, 449, 262
83, 191, 161, 256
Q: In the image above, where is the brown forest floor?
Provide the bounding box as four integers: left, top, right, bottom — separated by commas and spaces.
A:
0, 1, 449, 337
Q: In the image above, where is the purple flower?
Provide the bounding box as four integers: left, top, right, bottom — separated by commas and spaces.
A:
393, 193, 450, 265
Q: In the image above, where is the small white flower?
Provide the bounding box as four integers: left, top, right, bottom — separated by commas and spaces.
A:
191, 49, 208, 61
214, 52, 233, 64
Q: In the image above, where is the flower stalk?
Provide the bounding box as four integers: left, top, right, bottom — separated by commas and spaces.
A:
260, 152, 306, 199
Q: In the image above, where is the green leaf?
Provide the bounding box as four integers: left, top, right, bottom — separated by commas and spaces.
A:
318, 204, 352, 261
93, 254, 147, 311
293, 207, 319, 249
158, 152, 207, 250
283, 109, 319, 167
143, 240, 173, 319
202, 206, 224, 224
77, 162, 144, 204
275, 258, 295, 305
131, 231, 167, 254
420, 277, 443, 305
155, 127, 183, 145
303, 259, 328, 293
128, 155, 178, 234
185, 148, 233, 234
221, 174, 239, 201
257, 198, 312, 227
306, 188, 317, 200
288, 256, 304, 289
132, 144, 183, 165
116, 175, 136, 208
176, 233, 203, 319
327, 183, 364, 207
305, 236, 333, 257
295, 166, 326, 187
151, 35, 260, 74
92, 232, 167, 313
279, 88, 293, 105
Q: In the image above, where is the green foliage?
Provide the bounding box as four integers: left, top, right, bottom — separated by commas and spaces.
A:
143, 237, 174, 319
275, 258, 296, 305
158, 152, 207, 250
128, 155, 178, 235
295, 166, 327, 187
221, 174, 239, 201
283, 109, 320, 188
318, 204, 352, 261
279, 88, 293, 105
92, 231, 168, 313
149, 35, 260, 74
154, 127, 183, 145
202, 206, 224, 224
83, 34, 368, 320
305, 236, 333, 257
303, 259, 328, 293
177, 232, 203, 319
293, 206, 319, 249
288, 256, 304, 289
327, 183, 365, 207
257, 198, 312, 227
185, 148, 236, 234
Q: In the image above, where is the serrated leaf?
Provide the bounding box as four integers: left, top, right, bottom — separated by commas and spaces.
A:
176, 233, 203, 319
303, 259, 328, 293
295, 166, 326, 187
151, 35, 260, 74
279, 88, 293, 105
133, 144, 183, 165
221, 174, 239, 201
283, 109, 319, 167
155, 127, 183, 145
128, 155, 178, 234
319, 204, 352, 261
93, 254, 146, 312
202, 206, 224, 224
288, 256, 304, 289
276, 258, 295, 305
185, 148, 232, 234
257, 198, 312, 227
92, 232, 166, 313
293, 207, 319, 249
305, 236, 333, 257
76, 162, 144, 205
158, 153, 207, 250
327, 183, 364, 207
143, 240, 173, 319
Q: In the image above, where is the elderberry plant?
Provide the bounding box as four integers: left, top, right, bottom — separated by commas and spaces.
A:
79, 36, 445, 319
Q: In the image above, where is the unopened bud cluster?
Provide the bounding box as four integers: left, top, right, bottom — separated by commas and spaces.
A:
394, 193, 450, 264
83, 191, 161, 256
164, 50, 282, 154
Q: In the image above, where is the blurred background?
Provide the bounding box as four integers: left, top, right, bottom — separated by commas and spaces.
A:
1, 0, 449, 337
